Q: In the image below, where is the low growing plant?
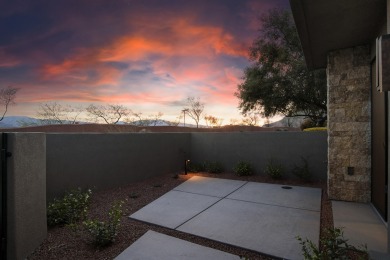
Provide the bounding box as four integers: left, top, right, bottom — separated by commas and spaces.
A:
187, 161, 205, 172
129, 192, 139, 199
204, 160, 224, 173
84, 201, 124, 247
47, 188, 92, 226
297, 227, 368, 260
292, 157, 311, 181
234, 161, 254, 176
264, 158, 284, 179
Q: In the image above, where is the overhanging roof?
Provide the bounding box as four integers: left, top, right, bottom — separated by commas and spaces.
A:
290, 0, 387, 69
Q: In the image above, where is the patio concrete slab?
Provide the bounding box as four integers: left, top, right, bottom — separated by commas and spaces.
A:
173, 176, 246, 198
130, 190, 220, 229
177, 198, 320, 260
227, 182, 321, 211
114, 230, 240, 260
332, 201, 388, 255
129, 177, 322, 259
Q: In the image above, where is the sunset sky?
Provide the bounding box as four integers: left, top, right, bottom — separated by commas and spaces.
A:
0, 0, 289, 125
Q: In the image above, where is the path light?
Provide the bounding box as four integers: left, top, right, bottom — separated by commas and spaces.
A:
184, 159, 190, 175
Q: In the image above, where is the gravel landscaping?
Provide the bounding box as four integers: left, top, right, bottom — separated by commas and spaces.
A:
28, 172, 332, 260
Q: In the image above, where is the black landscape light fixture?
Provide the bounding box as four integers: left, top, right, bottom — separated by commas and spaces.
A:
184, 159, 190, 175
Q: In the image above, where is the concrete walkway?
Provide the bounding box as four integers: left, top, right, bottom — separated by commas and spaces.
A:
114, 230, 239, 260
332, 201, 389, 259
130, 176, 322, 259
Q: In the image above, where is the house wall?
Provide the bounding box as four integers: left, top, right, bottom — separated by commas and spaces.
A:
327, 45, 372, 202
190, 132, 327, 180
5, 133, 47, 260
387, 0, 390, 251
46, 133, 191, 199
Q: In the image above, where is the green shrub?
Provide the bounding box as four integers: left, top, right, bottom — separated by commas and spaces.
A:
187, 161, 205, 172
264, 158, 284, 179
297, 227, 368, 260
47, 188, 92, 226
84, 201, 123, 247
234, 161, 254, 176
129, 192, 139, 199
204, 161, 224, 173
303, 127, 327, 132
292, 157, 311, 181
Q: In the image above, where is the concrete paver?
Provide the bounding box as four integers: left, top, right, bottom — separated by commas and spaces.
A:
332, 201, 388, 255
173, 176, 246, 198
130, 190, 220, 229
114, 230, 240, 260
227, 182, 321, 211
129, 177, 322, 259
177, 198, 320, 260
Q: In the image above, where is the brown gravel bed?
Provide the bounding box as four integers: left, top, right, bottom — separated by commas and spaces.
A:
29, 172, 331, 260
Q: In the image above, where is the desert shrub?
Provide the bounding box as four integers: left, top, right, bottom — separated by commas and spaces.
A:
297, 227, 368, 260
292, 157, 311, 181
264, 158, 284, 179
129, 192, 139, 199
204, 161, 224, 173
84, 201, 123, 247
300, 118, 316, 130
303, 127, 327, 132
187, 161, 205, 172
47, 188, 92, 226
234, 161, 254, 176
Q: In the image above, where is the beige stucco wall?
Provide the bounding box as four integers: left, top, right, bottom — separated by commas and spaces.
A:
327, 45, 372, 202
6, 133, 47, 260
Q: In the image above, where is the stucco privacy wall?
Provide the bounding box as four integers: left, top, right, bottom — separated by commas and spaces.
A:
190, 132, 327, 180
46, 133, 191, 199
5, 133, 46, 260
327, 45, 371, 202
46, 132, 328, 198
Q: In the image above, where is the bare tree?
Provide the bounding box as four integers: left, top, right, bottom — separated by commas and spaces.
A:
184, 97, 205, 128
204, 115, 223, 128
0, 86, 19, 121
126, 112, 143, 126
127, 112, 164, 126
166, 114, 182, 126
241, 112, 261, 126
148, 112, 164, 126
229, 118, 240, 125
126, 112, 149, 126
86, 104, 131, 124
37, 102, 83, 125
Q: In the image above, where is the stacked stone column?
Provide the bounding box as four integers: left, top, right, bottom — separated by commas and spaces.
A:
327, 45, 371, 202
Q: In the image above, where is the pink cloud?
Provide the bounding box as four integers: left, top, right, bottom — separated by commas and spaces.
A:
32, 11, 249, 114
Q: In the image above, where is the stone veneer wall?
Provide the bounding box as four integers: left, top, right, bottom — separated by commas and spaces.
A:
327, 45, 371, 202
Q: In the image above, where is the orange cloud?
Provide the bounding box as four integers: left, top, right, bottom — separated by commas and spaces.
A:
36, 13, 249, 110
41, 15, 247, 77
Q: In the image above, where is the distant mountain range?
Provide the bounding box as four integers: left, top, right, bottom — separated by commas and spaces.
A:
0, 116, 200, 128
0, 116, 40, 128
0, 116, 305, 129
